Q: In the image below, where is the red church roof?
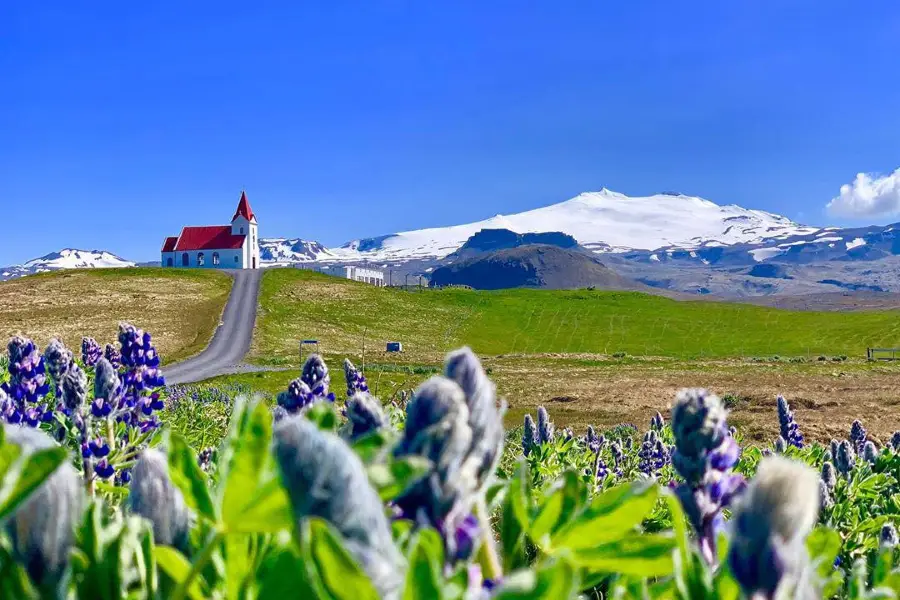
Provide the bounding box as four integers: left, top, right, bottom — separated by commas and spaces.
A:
174, 226, 246, 251
232, 191, 255, 222
161, 237, 178, 252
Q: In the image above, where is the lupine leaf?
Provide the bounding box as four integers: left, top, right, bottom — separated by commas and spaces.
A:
0, 445, 66, 521
492, 555, 580, 599
166, 432, 217, 522
302, 518, 380, 600
154, 546, 209, 600
574, 533, 676, 577
403, 529, 445, 600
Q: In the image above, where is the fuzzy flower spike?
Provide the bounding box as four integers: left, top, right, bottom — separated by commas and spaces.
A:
274, 414, 402, 599
394, 347, 505, 577
776, 395, 803, 449
728, 455, 821, 600
126, 448, 193, 552
670, 388, 745, 565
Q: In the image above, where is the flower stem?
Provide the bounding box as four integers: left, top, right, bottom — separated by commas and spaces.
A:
171, 528, 223, 600
474, 498, 503, 582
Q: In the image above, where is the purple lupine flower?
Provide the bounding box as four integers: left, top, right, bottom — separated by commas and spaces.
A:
88, 437, 110, 458
638, 430, 668, 476
277, 378, 315, 413
821, 462, 837, 490
863, 441, 878, 464
776, 395, 803, 449
774, 436, 786, 453
60, 362, 87, 412
81, 337, 102, 368
850, 420, 868, 455
3, 336, 50, 406
198, 447, 214, 471
94, 459, 115, 479
345, 392, 386, 440
819, 479, 834, 510
651, 411, 665, 431
671, 389, 746, 566
343, 358, 369, 397
450, 513, 480, 562
830, 439, 839, 458
882, 523, 899, 548
301, 354, 335, 402
892, 432, 900, 451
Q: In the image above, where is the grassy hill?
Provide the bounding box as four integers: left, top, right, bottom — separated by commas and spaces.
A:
252, 268, 900, 365
0, 268, 232, 363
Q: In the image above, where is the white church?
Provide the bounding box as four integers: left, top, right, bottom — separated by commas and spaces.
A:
161, 191, 261, 269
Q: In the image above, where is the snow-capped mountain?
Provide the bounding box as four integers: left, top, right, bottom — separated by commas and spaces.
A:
325, 189, 821, 263
258, 238, 334, 265
0, 249, 135, 281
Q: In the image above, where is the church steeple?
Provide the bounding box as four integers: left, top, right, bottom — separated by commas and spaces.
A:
232, 190, 256, 222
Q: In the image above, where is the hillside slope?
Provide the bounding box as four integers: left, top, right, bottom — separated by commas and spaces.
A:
0, 268, 232, 363
252, 268, 900, 365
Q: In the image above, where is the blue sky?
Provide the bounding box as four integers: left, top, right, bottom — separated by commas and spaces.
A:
3, 1, 899, 265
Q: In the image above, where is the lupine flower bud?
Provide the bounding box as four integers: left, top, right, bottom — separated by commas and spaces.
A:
81, 337, 102, 368
560, 427, 574, 442
821, 462, 837, 490
728, 456, 820, 600
345, 392, 386, 440
830, 439, 839, 458
863, 441, 878, 464
2, 424, 85, 592
881, 523, 899, 548
776, 395, 804, 449
301, 354, 335, 401
274, 415, 402, 599
835, 440, 855, 477
892, 432, 900, 451
536, 406, 554, 444
774, 436, 786, 453
60, 362, 88, 411
43, 338, 73, 385
5, 336, 50, 404
671, 389, 727, 460
103, 344, 121, 369
277, 378, 315, 413
823, 450, 833, 463
850, 420, 868, 454
522, 415, 537, 456
818, 479, 834, 510
93, 358, 120, 403
651, 411, 665, 431
126, 448, 192, 551
272, 405, 288, 422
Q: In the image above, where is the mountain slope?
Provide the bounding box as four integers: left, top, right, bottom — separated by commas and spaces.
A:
1, 249, 135, 281
326, 189, 819, 263
430, 245, 649, 291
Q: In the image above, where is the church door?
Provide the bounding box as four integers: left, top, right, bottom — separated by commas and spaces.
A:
253, 257, 257, 269
166, 257, 173, 267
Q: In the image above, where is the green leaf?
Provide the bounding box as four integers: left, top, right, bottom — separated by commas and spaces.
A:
806, 526, 842, 581
221, 401, 278, 532
0, 446, 66, 521
305, 403, 339, 431
303, 518, 380, 600
228, 478, 294, 534
500, 464, 531, 572
550, 479, 659, 550
155, 546, 209, 600
258, 546, 316, 600
368, 456, 432, 502
351, 430, 394, 464
574, 533, 676, 577
403, 529, 445, 600
166, 431, 217, 523
493, 555, 581, 599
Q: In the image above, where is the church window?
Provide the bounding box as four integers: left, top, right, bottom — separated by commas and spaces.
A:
198, 252, 205, 266
240, 227, 244, 234
234, 256, 239, 264
213, 252, 220, 265
166, 257, 173, 267
182, 253, 189, 266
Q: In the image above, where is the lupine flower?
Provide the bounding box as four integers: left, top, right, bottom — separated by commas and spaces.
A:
835, 440, 855, 478
94, 459, 115, 479
103, 344, 121, 369
43, 338, 73, 386
881, 523, 899, 548
197, 447, 214, 471
774, 436, 786, 454
60, 362, 87, 412
638, 430, 668, 476
592, 449, 609, 483
88, 436, 110, 458
776, 395, 803, 449
727, 455, 821, 600
863, 441, 878, 464
394, 347, 504, 566
821, 462, 837, 490
272, 405, 288, 422
670, 389, 745, 565
81, 337, 102, 368
522, 414, 537, 456
850, 420, 868, 454
301, 354, 336, 402
651, 411, 665, 431
93, 358, 121, 404
274, 414, 402, 599
830, 439, 839, 458
819, 479, 834, 510
344, 358, 369, 396
3, 336, 50, 406
3, 424, 85, 592
345, 392, 386, 440
127, 449, 192, 551
277, 378, 315, 414
892, 432, 900, 450
536, 405, 554, 444
560, 427, 574, 442
624, 436, 633, 451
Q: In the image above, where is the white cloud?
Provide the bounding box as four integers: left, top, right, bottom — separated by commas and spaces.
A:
827, 168, 900, 218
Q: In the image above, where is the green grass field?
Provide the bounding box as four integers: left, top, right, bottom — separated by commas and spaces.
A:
252, 268, 900, 365
0, 268, 232, 363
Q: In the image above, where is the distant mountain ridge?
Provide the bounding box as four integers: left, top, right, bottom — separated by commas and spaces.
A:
0, 249, 135, 281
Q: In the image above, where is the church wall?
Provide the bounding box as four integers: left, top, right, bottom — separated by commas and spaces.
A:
163, 248, 245, 269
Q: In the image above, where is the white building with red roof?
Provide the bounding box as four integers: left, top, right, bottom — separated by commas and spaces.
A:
161, 191, 260, 269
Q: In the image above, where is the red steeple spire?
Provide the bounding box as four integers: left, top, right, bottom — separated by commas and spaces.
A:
232, 190, 255, 222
